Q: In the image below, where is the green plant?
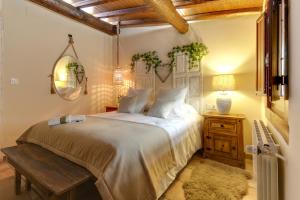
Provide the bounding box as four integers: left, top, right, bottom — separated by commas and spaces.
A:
66, 62, 83, 74
130, 42, 208, 72
130, 51, 162, 73
168, 42, 208, 69
66, 62, 86, 83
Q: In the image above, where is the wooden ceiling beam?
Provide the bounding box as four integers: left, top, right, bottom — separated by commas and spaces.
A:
95, 5, 151, 18
73, 0, 216, 10
93, 0, 217, 19
27, 0, 116, 35
118, 7, 262, 28
72, 0, 119, 9
120, 19, 166, 27
184, 7, 262, 21
175, 0, 217, 9
137, 0, 189, 33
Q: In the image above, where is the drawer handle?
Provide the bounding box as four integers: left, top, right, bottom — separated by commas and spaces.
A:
206, 147, 211, 151
232, 146, 236, 150
206, 136, 212, 139
220, 124, 224, 128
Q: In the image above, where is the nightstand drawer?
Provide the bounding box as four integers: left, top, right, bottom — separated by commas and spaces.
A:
208, 119, 237, 134
206, 133, 238, 160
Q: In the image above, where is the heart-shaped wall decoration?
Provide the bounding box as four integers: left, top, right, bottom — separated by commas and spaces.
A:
155, 64, 172, 83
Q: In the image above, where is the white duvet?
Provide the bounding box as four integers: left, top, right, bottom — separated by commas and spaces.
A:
94, 111, 202, 183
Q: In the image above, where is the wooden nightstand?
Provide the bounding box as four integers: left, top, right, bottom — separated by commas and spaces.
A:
105, 106, 118, 112
202, 112, 246, 168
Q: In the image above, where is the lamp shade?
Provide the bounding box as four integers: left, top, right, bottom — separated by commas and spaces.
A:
113, 69, 124, 85
212, 74, 235, 91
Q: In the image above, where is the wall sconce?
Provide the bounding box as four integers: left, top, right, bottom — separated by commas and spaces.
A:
212, 74, 235, 114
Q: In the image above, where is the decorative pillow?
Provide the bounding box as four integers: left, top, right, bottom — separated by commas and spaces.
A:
118, 96, 137, 113
147, 100, 176, 119
156, 87, 188, 104
127, 88, 152, 113
168, 103, 199, 119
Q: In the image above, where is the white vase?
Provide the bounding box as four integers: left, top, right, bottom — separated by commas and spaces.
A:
216, 93, 232, 114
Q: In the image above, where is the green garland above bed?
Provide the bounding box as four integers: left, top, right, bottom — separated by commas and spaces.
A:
168, 42, 208, 69
130, 51, 162, 73
130, 42, 208, 72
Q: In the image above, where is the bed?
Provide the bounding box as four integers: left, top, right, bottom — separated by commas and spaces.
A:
18, 111, 201, 200
17, 53, 204, 200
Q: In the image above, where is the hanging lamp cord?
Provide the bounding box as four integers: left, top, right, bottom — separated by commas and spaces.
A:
116, 21, 120, 69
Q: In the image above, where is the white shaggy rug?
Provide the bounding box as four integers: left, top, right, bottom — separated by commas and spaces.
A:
182, 159, 251, 200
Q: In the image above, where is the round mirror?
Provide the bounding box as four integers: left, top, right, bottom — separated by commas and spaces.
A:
53, 55, 85, 101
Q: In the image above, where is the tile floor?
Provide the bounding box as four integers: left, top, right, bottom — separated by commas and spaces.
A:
0, 155, 257, 200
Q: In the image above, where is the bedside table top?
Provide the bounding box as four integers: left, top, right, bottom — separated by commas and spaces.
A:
202, 112, 245, 119
105, 105, 118, 108
105, 105, 118, 112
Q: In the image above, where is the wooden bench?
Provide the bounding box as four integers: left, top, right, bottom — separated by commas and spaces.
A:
1, 144, 94, 200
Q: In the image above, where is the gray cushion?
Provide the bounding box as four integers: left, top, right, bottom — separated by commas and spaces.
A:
127, 88, 152, 113
147, 100, 175, 119
118, 96, 137, 113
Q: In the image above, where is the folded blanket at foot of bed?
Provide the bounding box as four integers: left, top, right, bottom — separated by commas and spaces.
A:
48, 115, 86, 126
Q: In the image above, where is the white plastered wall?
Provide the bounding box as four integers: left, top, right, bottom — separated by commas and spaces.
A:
0, 0, 114, 149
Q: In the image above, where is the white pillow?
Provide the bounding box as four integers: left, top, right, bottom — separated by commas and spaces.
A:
147, 100, 175, 119
127, 88, 152, 113
118, 96, 137, 113
156, 87, 188, 104
168, 103, 199, 119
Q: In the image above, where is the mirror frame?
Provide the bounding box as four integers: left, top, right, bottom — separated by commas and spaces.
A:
51, 55, 86, 101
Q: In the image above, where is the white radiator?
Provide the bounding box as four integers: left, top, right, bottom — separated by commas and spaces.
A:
247, 120, 283, 200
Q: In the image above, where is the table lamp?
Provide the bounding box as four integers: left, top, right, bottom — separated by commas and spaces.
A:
212, 74, 235, 114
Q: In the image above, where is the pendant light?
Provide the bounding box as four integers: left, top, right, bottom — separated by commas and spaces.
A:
113, 21, 124, 85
